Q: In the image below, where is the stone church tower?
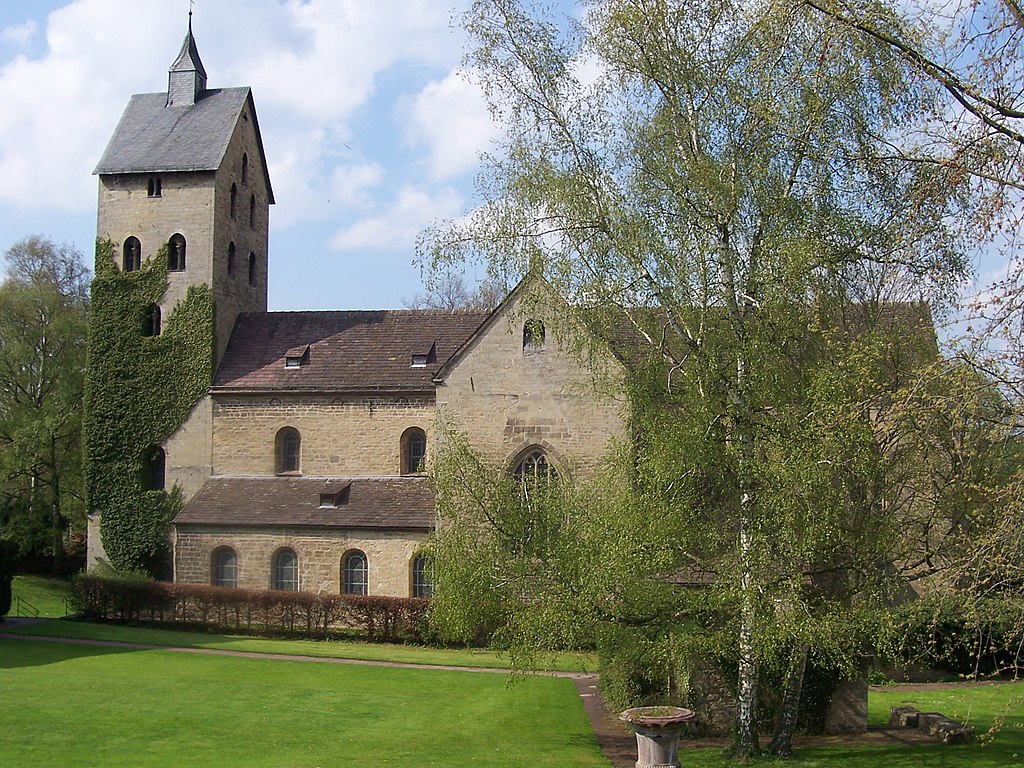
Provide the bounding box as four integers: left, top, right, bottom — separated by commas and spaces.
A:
86, 19, 274, 569
93, 16, 274, 365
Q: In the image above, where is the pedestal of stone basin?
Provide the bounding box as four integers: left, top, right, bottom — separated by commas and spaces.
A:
619, 706, 696, 768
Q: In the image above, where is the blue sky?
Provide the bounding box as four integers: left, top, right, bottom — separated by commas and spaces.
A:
0, 0, 579, 310
0, 0, 1006, 319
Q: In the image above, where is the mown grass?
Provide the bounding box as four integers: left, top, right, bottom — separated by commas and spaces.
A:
0, 636, 606, 768
5, 615, 596, 672
8, 575, 74, 618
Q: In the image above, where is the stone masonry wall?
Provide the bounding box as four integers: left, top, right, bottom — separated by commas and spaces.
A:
165, 395, 214, 502
174, 525, 428, 596
211, 100, 270, 365
97, 171, 216, 320
436, 291, 628, 475
213, 395, 435, 476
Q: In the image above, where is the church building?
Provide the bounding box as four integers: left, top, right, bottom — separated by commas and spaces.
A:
85, 22, 626, 597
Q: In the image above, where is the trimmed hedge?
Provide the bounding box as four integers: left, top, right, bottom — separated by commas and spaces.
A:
70, 575, 430, 643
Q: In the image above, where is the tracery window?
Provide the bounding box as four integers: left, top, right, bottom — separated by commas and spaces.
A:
513, 447, 557, 482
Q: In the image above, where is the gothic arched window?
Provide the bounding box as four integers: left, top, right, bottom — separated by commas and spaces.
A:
142, 445, 165, 491
241, 153, 249, 184
523, 320, 545, 352
227, 241, 236, 275
514, 447, 557, 482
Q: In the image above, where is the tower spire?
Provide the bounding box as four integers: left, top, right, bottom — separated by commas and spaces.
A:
167, 10, 207, 107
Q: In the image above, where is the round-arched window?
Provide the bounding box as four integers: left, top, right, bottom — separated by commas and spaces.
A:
275, 427, 301, 474
343, 550, 368, 595
212, 547, 238, 588
123, 237, 141, 272
272, 548, 298, 591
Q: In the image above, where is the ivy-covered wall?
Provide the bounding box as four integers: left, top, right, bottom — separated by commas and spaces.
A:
83, 241, 215, 574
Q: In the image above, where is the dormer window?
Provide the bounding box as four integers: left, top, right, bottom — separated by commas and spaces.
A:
284, 344, 310, 368
318, 484, 351, 508
410, 341, 437, 368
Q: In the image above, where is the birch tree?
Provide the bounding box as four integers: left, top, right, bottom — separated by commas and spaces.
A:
422, 0, 971, 755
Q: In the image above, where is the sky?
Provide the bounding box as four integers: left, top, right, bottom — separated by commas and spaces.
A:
0, 0, 1008, 318
0, 0, 575, 310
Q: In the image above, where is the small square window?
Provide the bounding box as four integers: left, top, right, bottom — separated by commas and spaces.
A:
411, 354, 428, 368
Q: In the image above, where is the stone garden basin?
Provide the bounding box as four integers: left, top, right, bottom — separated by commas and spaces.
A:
619, 706, 696, 768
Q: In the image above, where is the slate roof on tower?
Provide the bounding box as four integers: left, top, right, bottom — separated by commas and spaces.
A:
213, 310, 491, 392
93, 22, 275, 202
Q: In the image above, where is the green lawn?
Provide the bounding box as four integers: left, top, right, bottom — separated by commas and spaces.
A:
0, 636, 608, 768
6, 617, 596, 672
8, 575, 74, 618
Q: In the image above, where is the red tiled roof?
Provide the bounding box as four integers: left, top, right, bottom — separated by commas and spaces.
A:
173, 476, 435, 530
214, 310, 490, 392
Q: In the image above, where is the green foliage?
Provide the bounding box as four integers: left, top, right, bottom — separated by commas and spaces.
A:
0, 236, 89, 564
83, 240, 214, 574
880, 594, 1024, 677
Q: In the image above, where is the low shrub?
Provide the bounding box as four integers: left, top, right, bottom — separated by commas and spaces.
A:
70, 574, 431, 643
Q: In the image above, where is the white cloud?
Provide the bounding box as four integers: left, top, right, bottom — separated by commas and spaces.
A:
1, 20, 38, 46
0, 0, 472, 216
330, 184, 464, 251
407, 69, 496, 181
